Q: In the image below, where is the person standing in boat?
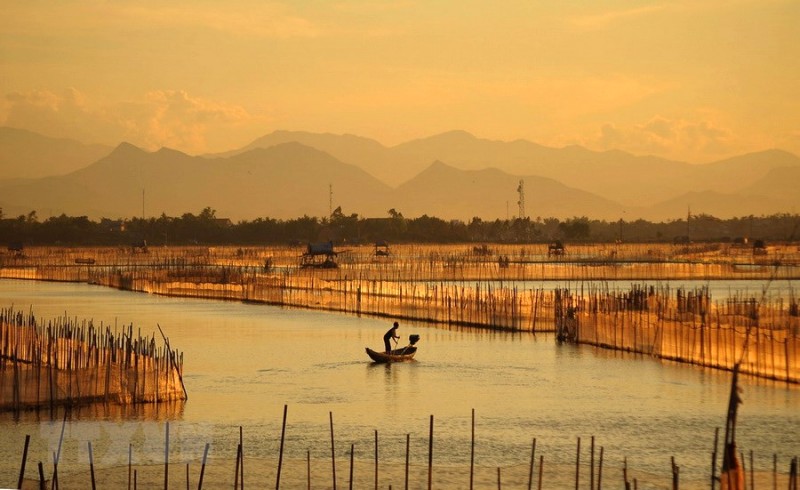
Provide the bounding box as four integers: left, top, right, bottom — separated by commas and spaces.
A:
384, 321, 400, 352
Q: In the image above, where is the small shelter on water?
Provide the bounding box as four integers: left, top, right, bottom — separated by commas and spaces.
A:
374, 240, 390, 257
300, 241, 338, 268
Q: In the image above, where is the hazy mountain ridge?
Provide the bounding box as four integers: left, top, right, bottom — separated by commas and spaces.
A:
1, 127, 799, 221
0, 126, 113, 180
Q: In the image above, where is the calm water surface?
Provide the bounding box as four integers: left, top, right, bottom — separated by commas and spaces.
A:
1, 279, 798, 489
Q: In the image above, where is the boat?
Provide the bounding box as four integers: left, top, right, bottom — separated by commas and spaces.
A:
366, 334, 420, 363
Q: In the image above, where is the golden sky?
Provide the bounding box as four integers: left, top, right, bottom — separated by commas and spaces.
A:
1, 0, 798, 162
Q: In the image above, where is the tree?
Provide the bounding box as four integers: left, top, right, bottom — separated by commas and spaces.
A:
388, 208, 404, 219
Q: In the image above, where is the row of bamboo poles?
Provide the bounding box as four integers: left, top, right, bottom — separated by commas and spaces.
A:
1, 246, 799, 383
0, 307, 186, 412
2, 243, 800, 282
553, 285, 800, 383
12, 407, 800, 489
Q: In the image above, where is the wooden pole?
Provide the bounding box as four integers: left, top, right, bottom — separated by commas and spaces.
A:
537, 455, 544, 490
772, 453, 777, 490
330, 411, 337, 490
234, 444, 242, 490
129, 444, 133, 490
671, 456, 679, 490
598, 447, 604, 490
277, 405, 287, 490
38, 461, 45, 490
164, 421, 170, 490
51, 451, 58, 490
198, 443, 209, 490
349, 443, 355, 490
470, 409, 475, 490
575, 436, 581, 490
239, 426, 244, 490
528, 438, 536, 490
428, 415, 434, 490
405, 434, 410, 490
374, 430, 378, 490
89, 442, 96, 490
17, 434, 30, 490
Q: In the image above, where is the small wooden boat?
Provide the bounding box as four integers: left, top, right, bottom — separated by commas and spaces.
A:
365, 345, 417, 363
366, 334, 420, 363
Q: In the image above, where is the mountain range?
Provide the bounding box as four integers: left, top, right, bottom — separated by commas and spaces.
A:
1, 126, 798, 222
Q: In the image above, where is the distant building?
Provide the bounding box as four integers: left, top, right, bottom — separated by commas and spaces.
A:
101, 219, 125, 232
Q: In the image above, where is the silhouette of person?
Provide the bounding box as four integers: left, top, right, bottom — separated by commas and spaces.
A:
383, 321, 400, 353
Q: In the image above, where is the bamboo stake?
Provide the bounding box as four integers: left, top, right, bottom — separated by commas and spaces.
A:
198, 443, 209, 490
164, 421, 170, 490
428, 415, 434, 490
129, 443, 132, 490
470, 408, 475, 490
528, 438, 536, 490
349, 443, 354, 490
575, 436, 581, 490
330, 411, 337, 490
277, 405, 287, 490
38, 461, 45, 490
405, 434, 410, 490
537, 455, 544, 490
239, 426, 244, 490
598, 447, 604, 490
18, 434, 30, 490
89, 441, 96, 490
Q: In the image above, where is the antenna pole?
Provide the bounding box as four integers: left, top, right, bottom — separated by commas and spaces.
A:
517, 179, 526, 219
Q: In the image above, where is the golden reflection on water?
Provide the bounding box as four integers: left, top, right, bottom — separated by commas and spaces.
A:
1, 279, 799, 489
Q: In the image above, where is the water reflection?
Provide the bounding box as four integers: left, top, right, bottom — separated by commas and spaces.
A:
1, 279, 798, 489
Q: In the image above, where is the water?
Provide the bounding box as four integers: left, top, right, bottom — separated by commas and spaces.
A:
1, 279, 798, 489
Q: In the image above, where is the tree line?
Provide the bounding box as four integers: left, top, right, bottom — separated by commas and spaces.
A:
1, 206, 798, 247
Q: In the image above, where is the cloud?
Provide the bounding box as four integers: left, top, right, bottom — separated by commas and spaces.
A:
0, 2, 322, 39
2, 88, 257, 153
569, 4, 667, 30
590, 116, 735, 161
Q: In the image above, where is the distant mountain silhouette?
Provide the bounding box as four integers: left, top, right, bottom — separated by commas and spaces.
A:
2, 127, 799, 221
394, 161, 625, 220
211, 130, 406, 186
0, 141, 393, 220
0, 127, 112, 180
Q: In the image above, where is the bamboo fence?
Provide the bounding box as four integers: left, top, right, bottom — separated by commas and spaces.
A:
12, 410, 800, 490
554, 285, 800, 383
1, 245, 799, 382
0, 307, 186, 412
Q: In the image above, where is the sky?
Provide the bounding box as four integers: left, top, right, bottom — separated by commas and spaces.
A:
1, 0, 799, 163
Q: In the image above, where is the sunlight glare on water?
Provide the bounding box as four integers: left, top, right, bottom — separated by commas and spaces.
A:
1, 279, 798, 489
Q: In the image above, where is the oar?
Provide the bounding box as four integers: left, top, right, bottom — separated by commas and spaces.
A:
397, 337, 411, 356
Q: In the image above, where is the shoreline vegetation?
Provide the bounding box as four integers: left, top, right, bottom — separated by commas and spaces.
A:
2, 243, 799, 488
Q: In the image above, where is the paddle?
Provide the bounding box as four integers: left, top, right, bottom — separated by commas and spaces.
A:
396, 336, 411, 356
